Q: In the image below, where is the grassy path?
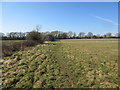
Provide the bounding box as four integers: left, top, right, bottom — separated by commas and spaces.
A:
53, 41, 77, 88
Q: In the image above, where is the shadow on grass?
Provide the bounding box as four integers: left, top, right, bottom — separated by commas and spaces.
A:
44, 43, 56, 45
44, 39, 61, 45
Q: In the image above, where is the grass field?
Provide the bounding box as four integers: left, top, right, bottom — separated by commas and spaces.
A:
2, 39, 118, 88
1, 40, 25, 44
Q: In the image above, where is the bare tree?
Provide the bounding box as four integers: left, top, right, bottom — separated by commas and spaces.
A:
68, 31, 73, 38
116, 32, 120, 37
0, 32, 5, 37
73, 32, 76, 38
87, 32, 93, 38
44, 31, 50, 35
78, 32, 85, 38
36, 25, 42, 32
106, 33, 112, 38
118, 32, 120, 37
50, 31, 59, 38
9, 32, 15, 38
44, 34, 55, 41
61, 33, 68, 39
96, 34, 100, 38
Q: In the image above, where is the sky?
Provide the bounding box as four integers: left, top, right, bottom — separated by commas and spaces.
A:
1, 2, 118, 35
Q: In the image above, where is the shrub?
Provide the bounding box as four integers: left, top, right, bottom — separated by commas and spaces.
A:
26, 31, 45, 44
2, 30, 46, 57
21, 40, 39, 47
2, 43, 14, 56
44, 34, 55, 41
2, 40, 39, 57
12, 42, 21, 51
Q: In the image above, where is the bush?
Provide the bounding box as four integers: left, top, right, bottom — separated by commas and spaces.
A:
26, 31, 45, 44
12, 42, 21, 51
2, 30, 45, 57
2, 43, 14, 56
21, 40, 39, 47
44, 34, 55, 41
2, 40, 39, 57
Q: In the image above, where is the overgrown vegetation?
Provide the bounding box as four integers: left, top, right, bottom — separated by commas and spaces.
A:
2, 39, 118, 88
2, 40, 39, 56
1, 29, 58, 57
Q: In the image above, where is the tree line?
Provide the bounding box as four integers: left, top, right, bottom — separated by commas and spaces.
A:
0, 31, 120, 40
1, 29, 120, 56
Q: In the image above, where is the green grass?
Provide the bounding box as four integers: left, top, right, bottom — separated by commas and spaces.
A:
2, 39, 118, 88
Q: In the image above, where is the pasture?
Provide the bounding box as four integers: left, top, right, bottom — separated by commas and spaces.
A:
1, 40, 25, 44
2, 39, 118, 88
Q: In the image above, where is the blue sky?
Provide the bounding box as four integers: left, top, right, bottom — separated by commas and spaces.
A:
2, 2, 118, 35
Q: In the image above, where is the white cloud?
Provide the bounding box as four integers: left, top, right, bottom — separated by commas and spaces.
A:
93, 15, 119, 26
